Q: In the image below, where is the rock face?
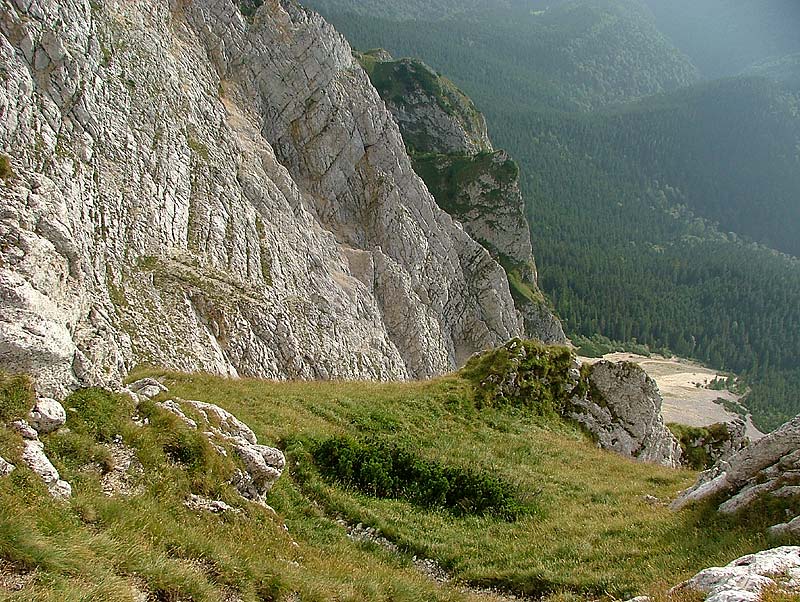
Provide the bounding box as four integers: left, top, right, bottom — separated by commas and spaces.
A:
671, 419, 749, 470
671, 547, 800, 602
358, 52, 493, 155
359, 52, 566, 344
671, 414, 800, 524
568, 361, 682, 467
0, 0, 524, 397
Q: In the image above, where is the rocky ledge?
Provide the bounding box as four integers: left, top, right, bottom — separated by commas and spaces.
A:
671, 414, 800, 534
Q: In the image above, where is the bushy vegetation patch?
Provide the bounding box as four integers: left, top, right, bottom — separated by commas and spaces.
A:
236, 0, 264, 19
668, 422, 737, 470
311, 436, 525, 519
461, 338, 577, 415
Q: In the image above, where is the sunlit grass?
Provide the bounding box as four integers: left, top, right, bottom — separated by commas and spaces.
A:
0, 366, 795, 600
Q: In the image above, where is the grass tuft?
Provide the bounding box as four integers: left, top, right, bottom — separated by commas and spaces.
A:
0, 372, 35, 423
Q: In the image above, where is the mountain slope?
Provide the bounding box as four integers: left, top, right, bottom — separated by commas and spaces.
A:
2, 367, 794, 601
581, 77, 800, 257
298, 0, 800, 431
0, 0, 527, 396
641, 0, 800, 79
357, 52, 565, 343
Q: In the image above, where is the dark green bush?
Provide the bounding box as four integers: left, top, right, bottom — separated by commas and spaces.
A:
312, 436, 524, 519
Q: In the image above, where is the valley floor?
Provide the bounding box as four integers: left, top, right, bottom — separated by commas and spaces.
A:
582, 353, 764, 440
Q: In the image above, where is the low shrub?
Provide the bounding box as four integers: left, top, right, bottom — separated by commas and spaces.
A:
312, 436, 525, 519
461, 338, 576, 415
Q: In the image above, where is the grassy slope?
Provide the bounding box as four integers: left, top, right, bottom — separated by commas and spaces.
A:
2, 368, 796, 601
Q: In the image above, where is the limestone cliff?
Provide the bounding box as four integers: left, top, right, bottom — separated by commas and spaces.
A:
358, 52, 566, 344
0, 0, 524, 396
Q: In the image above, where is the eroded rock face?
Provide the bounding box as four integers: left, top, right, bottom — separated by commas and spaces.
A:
359, 52, 565, 344
358, 53, 493, 155
0, 0, 523, 397
671, 547, 800, 602
568, 361, 682, 467
671, 414, 800, 518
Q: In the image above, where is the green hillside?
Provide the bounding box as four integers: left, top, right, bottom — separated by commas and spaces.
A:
305, 0, 699, 112
1, 369, 795, 601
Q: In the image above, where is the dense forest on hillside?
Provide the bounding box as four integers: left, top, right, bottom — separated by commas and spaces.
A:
302, 0, 800, 431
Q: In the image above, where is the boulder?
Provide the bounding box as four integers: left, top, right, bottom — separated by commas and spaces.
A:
770, 517, 800, 539
21, 440, 71, 499
184, 494, 240, 514
567, 361, 682, 467
126, 378, 168, 401
181, 400, 257, 444
149, 397, 285, 504
28, 398, 66, 434
0, 455, 15, 477
10, 419, 39, 440
671, 547, 800, 602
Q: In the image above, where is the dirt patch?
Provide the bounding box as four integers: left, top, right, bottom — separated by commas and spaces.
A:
102, 440, 145, 497
0, 560, 35, 592
581, 353, 764, 439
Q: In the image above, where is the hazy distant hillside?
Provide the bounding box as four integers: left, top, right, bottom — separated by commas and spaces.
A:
641, 0, 800, 78
597, 77, 800, 257
744, 54, 800, 90
304, 0, 699, 112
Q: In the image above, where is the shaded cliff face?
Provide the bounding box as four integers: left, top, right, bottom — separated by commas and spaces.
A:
358, 52, 566, 344
0, 0, 523, 396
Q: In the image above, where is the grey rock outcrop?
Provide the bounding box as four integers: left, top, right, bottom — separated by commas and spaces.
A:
568, 361, 682, 467
671, 414, 800, 517
359, 52, 565, 344
670, 547, 800, 602
126, 378, 168, 402
0, 455, 15, 477
358, 52, 493, 155
770, 516, 800, 539
28, 398, 66, 434
466, 342, 680, 466
10, 419, 38, 440
184, 494, 240, 515
143, 389, 285, 504
21, 439, 71, 499
0, 0, 524, 397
